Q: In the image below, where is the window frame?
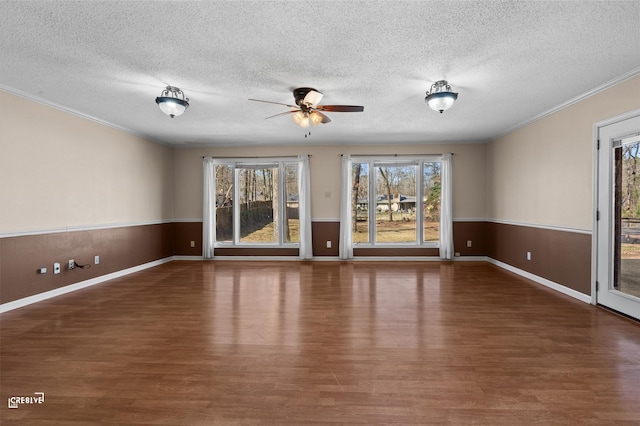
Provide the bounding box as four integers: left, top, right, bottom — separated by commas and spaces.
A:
350, 155, 443, 248
211, 157, 300, 248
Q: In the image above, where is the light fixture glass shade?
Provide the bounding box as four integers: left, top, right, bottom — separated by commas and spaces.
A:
425, 80, 458, 113
156, 97, 189, 117
303, 90, 323, 106
292, 111, 310, 128
155, 86, 189, 118
426, 92, 458, 113
309, 110, 323, 126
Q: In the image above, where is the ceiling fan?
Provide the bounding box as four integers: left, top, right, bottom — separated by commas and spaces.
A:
249, 87, 364, 128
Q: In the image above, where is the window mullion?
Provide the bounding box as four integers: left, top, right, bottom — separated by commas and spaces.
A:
278, 162, 285, 244
417, 162, 424, 244
369, 159, 376, 245
233, 166, 240, 245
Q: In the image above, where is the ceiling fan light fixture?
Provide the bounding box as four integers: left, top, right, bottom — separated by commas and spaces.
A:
425, 80, 458, 113
309, 110, 324, 126
250, 87, 363, 130
155, 85, 189, 118
292, 111, 310, 128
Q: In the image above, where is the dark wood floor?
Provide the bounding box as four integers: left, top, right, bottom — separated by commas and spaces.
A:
1, 261, 639, 425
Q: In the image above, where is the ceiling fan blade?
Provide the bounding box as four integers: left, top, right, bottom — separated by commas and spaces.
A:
303, 90, 323, 106
249, 98, 298, 108
264, 110, 298, 120
316, 105, 364, 112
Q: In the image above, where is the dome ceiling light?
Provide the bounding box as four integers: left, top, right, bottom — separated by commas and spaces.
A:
155, 85, 189, 118
425, 80, 458, 113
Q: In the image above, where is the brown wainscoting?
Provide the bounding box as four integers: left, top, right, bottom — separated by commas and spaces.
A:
312, 221, 340, 256
174, 221, 202, 256
486, 222, 591, 296
173, 221, 342, 257
354, 247, 440, 256
173, 220, 487, 258
0, 223, 174, 304
453, 221, 489, 256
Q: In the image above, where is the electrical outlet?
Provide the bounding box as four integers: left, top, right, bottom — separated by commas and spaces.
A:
37, 267, 47, 274
94, 255, 100, 265
68, 259, 75, 270
326, 241, 332, 248
54, 262, 61, 274
526, 251, 532, 261
190, 240, 195, 247
467, 240, 472, 248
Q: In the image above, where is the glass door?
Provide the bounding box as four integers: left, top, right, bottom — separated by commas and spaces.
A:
596, 112, 640, 320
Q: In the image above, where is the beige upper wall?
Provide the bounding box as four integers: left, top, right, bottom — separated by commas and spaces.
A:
0, 90, 175, 234
173, 143, 487, 221
487, 75, 640, 231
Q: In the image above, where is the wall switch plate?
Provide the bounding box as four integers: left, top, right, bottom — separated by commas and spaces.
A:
68, 259, 75, 270
54, 262, 61, 274
94, 255, 100, 265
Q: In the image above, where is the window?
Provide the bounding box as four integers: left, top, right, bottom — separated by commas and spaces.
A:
350, 157, 442, 246
208, 158, 300, 246
341, 154, 452, 258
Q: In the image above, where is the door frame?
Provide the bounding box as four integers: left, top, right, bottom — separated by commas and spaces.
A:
592, 108, 640, 306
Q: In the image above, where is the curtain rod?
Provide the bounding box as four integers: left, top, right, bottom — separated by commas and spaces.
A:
202, 155, 311, 159
339, 153, 453, 157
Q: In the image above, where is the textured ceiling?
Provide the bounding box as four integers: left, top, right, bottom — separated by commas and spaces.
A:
1, 1, 639, 147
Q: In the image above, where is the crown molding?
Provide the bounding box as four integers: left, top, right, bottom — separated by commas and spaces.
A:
495, 66, 640, 141
0, 84, 169, 147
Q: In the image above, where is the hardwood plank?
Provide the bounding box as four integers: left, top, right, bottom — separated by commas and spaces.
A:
1, 261, 639, 424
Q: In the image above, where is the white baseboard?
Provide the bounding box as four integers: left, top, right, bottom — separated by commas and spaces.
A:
175, 256, 488, 262
486, 258, 591, 304
200, 256, 304, 261
173, 255, 205, 261
0, 257, 173, 314
174, 256, 337, 261
336, 256, 488, 262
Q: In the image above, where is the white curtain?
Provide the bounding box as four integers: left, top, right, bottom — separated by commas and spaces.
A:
298, 155, 313, 259
202, 157, 216, 259
339, 154, 353, 259
439, 153, 453, 259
